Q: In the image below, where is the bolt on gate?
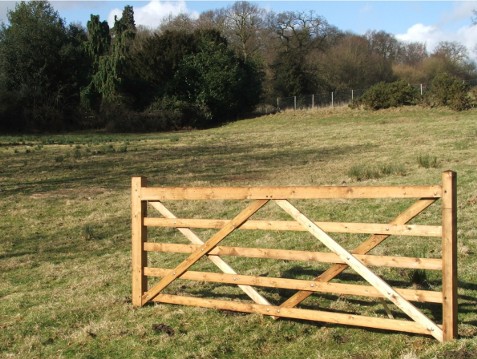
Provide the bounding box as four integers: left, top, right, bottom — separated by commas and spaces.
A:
131, 171, 457, 342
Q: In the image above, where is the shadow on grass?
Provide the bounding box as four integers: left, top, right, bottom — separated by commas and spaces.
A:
1, 141, 372, 197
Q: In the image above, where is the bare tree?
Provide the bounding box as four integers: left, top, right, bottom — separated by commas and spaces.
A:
396, 42, 428, 66
321, 34, 394, 90
432, 41, 469, 64
223, 1, 265, 61
269, 10, 337, 53
366, 30, 400, 61
195, 9, 227, 32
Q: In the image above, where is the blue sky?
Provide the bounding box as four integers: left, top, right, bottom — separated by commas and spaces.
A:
1, 1, 476, 54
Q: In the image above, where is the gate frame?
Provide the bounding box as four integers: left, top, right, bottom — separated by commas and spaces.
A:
131, 171, 457, 342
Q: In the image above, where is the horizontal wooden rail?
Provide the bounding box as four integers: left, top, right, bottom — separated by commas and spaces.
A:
144, 267, 443, 303
141, 186, 442, 200
144, 242, 443, 270
144, 217, 442, 237
153, 294, 434, 336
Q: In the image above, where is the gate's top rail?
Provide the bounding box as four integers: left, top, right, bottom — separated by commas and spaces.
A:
140, 185, 442, 201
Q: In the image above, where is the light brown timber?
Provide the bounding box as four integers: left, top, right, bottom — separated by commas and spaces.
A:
131, 177, 148, 307
141, 186, 442, 201
132, 176, 457, 342
275, 199, 443, 342
280, 198, 437, 309
143, 217, 442, 237
141, 199, 268, 303
152, 294, 434, 336
148, 201, 272, 307
442, 171, 458, 341
144, 267, 443, 303
143, 242, 442, 270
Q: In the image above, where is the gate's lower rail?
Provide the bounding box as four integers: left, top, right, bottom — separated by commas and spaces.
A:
131, 171, 457, 342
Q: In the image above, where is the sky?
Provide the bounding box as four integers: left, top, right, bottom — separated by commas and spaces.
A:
1, 1, 476, 55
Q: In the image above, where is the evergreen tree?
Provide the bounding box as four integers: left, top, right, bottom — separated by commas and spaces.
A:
82, 6, 137, 115
0, 1, 87, 131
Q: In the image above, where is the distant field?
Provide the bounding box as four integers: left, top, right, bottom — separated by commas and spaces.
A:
1, 106, 476, 358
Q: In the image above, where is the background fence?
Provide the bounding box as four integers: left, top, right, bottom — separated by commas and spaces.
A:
275, 78, 477, 111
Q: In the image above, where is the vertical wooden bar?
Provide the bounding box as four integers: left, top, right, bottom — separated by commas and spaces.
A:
442, 170, 457, 341
132, 177, 148, 307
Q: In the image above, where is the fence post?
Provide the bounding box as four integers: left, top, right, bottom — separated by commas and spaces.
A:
294, 96, 297, 110
441, 170, 457, 341
351, 90, 354, 102
420, 84, 423, 96
312, 94, 315, 109
276, 97, 280, 110
132, 176, 148, 307
331, 92, 334, 108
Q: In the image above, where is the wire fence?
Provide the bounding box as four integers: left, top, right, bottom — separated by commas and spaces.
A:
275, 78, 477, 111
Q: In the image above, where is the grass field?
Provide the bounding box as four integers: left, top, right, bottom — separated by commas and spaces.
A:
1, 106, 476, 358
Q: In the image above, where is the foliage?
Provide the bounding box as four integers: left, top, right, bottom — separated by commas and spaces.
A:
105, 97, 206, 132
425, 73, 472, 111
355, 80, 419, 110
0, 1, 89, 131
320, 34, 395, 91
104, 27, 262, 128
0, 1, 476, 133
85, 6, 136, 109
129, 29, 200, 107
170, 29, 263, 125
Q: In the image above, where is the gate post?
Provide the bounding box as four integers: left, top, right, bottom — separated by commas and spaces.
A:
442, 171, 457, 341
131, 177, 148, 307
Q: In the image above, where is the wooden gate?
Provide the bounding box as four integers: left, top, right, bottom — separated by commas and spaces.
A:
131, 171, 457, 342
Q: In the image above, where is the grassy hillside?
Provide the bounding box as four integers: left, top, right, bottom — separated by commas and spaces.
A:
1, 107, 476, 358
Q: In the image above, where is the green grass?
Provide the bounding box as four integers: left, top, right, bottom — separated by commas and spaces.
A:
1, 106, 477, 358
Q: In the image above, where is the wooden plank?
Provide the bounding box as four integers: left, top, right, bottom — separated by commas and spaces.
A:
280, 198, 437, 309
144, 217, 442, 237
141, 200, 268, 303
441, 171, 458, 341
141, 186, 442, 201
148, 201, 272, 307
144, 242, 443, 271
131, 177, 148, 307
144, 267, 443, 303
153, 294, 434, 336
275, 199, 444, 342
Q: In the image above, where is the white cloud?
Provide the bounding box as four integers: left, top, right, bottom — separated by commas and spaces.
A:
108, 0, 198, 29
396, 22, 477, 57
457, 24, 477, 57
396, 23, 443, 52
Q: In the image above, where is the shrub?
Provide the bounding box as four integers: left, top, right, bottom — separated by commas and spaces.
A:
348, 163, 406, 181
104, 97, 206, 132
355, 80, 419, 110
417, 154, 439, 168
425, 73, 472, 111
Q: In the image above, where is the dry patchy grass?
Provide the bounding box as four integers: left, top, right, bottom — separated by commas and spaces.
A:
1, 106, 476, 358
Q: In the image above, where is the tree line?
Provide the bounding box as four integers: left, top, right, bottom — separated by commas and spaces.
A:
0, 1, 476, 132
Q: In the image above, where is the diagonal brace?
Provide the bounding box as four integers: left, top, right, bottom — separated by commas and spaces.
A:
142, 199, 268, 303
149, 201, 272, 306
275, 199, 443, 342
280, 198, 436, 309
